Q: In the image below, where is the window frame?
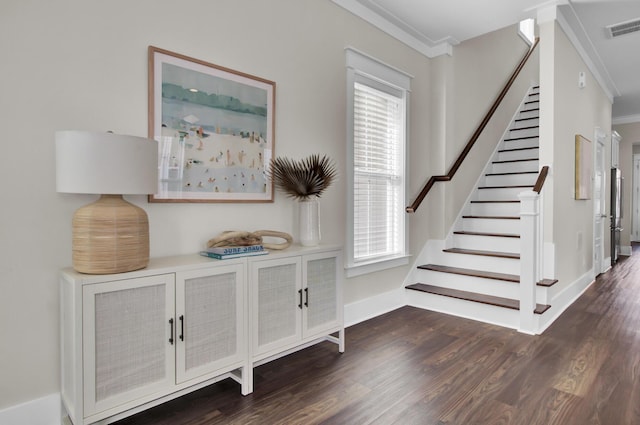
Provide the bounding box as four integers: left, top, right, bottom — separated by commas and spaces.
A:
518, 18, 535, 46
345, 47, 412, 278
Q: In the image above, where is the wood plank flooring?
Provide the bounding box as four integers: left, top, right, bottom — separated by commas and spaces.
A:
115, 247, 640, 425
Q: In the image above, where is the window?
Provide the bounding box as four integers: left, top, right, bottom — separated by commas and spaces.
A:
519, 18, 535, 45
345, 48, 411, 277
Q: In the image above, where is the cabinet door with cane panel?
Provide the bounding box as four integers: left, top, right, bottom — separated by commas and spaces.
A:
249, 249, 343, 364
250, 256, 303, 360
302, 251, 342, 338
175, 264, 246, 384
82, 274, 176, 418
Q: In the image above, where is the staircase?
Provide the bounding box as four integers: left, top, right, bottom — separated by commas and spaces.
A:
406, 86, 557, 331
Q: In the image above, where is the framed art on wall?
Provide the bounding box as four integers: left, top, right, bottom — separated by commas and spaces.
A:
148, 46, 275, 202
575, 134, 592, 200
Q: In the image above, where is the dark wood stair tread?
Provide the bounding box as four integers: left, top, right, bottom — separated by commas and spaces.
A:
515, 116, 538, 122
443, 248, 520, 259
406, 283, 550, 314
418, 264, 557, 288
504, 135, 539, 141
462, 215, 519, 220
537, 278, 558, 287
470, 200, 520, 204
499, 146, 539, 153
493, 158, 538, 164
478, 184, 533, 188
509, 125, 539, 131
418, 264, 519, 282
486, 171, 538, 176
520, 108, 539, 113
454, 230, 520, 238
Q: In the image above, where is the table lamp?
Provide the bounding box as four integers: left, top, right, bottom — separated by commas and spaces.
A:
56, 130, 158, 274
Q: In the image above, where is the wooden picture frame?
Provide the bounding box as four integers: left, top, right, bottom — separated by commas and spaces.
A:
148, 46, 275, 202
575, 134, 592, 200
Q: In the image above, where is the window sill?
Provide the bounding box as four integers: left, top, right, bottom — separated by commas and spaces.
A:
345, 255, 411, 278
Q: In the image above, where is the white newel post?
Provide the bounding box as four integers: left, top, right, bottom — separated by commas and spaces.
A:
519, 190, 540, 334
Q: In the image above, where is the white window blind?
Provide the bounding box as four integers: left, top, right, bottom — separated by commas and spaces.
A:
353, 82, 405, 263
345, 48, 411, 276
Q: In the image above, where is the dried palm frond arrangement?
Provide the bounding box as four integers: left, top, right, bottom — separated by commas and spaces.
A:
269, 154, 337, 200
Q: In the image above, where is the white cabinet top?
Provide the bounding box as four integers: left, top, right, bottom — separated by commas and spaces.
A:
61, 244, 343, 284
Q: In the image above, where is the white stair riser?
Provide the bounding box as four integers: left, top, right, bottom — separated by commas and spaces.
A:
491, 160, 539, 174
524, 101, 539, 109
406, 284, 546, 323
407, 290, 520, 330
518, 110, 539, 120
416, 269, 520, 298
508, 127, 539, 138
469, 202, 520, 216
513, 118, 539, 129
536, 290, 549, 305
452, 234, 520, 252
413, 271, 551, 304
528, 94, 540, 101
497, 148, 539, 162
503, 138, 539, 149
484, 173, 538, 186
461, 217, 520, 234
434, 253, 521, 275
477, 187, 532, 201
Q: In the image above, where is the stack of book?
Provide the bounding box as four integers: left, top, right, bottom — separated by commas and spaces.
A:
200, 244, 268, 260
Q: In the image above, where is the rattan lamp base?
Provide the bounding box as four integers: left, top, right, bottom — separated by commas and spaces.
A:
72, 194, 150, 274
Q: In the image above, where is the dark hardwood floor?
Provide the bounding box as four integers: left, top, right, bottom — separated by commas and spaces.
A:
115, 247, 640, 425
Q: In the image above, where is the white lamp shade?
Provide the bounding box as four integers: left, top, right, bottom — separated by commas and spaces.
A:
56, 130, 158, 194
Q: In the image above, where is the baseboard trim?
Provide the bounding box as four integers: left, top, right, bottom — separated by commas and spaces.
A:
344, 288, 406, 327
536, 269, 595, 333
0, 393, 61, 425
8, 271, 596, 423
620, 245, 632, 256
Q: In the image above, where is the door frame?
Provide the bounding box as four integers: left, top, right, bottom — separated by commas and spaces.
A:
633, 153, 640, 242
593, 128, 606, 275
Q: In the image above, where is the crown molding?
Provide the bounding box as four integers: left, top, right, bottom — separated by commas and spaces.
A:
332, 0, 453, 58
613, 114, 640, 125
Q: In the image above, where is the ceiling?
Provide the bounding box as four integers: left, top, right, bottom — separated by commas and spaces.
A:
333, 0, 640, 123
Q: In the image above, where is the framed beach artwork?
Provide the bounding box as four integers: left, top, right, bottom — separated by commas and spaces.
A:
148, 46, 275, 202
575, 134, 592, 200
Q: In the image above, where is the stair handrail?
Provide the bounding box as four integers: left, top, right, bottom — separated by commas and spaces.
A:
533, 165, 549, 193
407, 37, 540, 213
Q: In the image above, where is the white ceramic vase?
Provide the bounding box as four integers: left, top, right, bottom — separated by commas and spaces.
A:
298, 198, 320, 247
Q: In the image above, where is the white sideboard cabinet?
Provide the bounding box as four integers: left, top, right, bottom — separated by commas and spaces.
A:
61, 246, 343, 424
61, 256, 249, 425
248, 248, 344, 388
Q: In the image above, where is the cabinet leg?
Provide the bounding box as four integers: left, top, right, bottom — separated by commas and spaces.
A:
338, 328, 345, 353
241, 363, 254, 395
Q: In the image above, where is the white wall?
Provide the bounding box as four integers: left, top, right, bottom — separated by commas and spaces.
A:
541, 21, 612, 285
0, 0, 434, 410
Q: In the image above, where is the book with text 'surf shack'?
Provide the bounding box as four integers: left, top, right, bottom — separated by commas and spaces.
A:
199, 248, 268, 260
204, 245, 264, 255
